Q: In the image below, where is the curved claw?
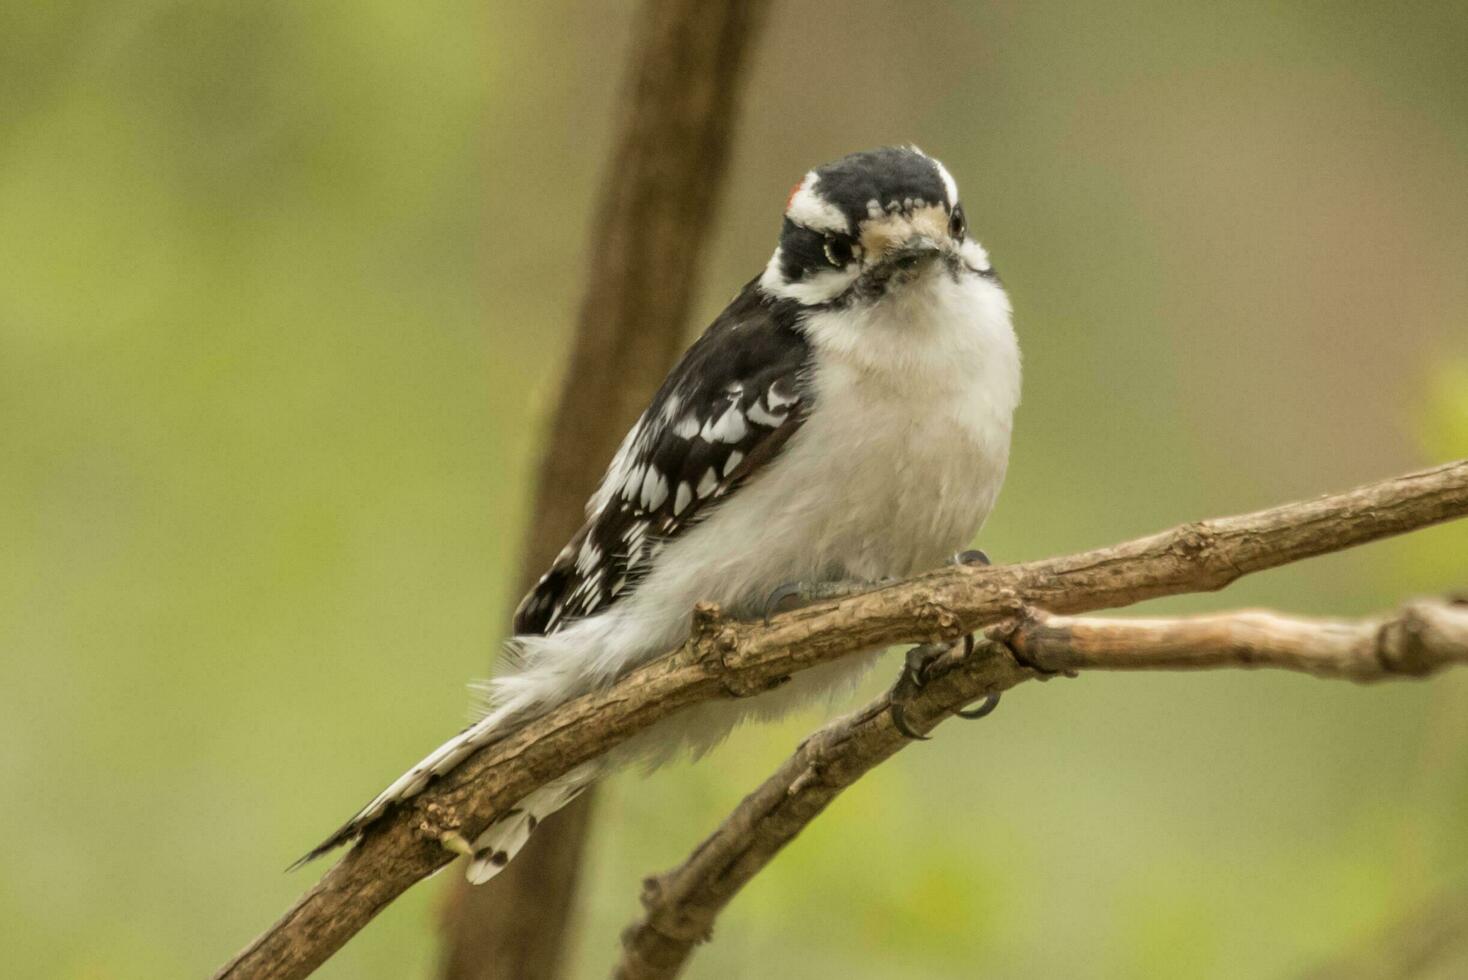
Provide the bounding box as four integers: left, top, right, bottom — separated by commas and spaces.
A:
952, 548, 991, 567
955, 692, 1001, 720
890, 700, 931, 740
762, 581, 806, 625
902, 642, 948, 689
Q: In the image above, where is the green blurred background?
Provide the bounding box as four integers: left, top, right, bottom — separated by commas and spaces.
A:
3, 1, 1467, 977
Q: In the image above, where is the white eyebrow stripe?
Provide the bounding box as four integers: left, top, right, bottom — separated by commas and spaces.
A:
786, 172, 850, 234
931, 157, 960, 207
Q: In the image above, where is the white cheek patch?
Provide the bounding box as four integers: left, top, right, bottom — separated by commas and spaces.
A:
759, 248, 861, 304
785, 172, 850, 235
960, 238, 992, 273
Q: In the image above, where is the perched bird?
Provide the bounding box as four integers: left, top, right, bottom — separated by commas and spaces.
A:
302, 146, 1021, 882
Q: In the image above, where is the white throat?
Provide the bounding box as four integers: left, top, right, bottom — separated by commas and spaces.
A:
800, 260, 1017, 402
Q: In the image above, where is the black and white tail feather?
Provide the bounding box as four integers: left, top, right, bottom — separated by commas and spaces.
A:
297, 146, 1021, 882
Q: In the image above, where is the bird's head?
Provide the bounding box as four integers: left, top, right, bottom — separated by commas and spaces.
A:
759, 146, 995, 308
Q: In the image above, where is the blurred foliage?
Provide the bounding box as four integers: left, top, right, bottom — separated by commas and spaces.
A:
1, 1, 1466, 978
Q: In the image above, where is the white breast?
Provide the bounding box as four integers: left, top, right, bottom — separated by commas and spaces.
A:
625, 267, 1020, 646
501, 263, 1019, 746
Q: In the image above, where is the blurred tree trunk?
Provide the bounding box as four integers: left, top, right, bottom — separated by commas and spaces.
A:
436, 1, 773, 977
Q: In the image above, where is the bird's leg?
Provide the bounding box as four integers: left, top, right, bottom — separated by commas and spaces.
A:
892, 548, 1009, 724
888, 546, 999, 734
769, 548, 1002, 735
760, 577, 894, 624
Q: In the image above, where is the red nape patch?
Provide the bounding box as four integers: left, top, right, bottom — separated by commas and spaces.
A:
785, 179, 804, 212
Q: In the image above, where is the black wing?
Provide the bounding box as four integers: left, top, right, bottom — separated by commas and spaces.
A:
514, 281, 811, 637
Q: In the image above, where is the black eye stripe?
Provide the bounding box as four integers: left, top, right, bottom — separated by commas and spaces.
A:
823, 236, 853, 267
778, 220, 863, 281
777, 222, 826, 280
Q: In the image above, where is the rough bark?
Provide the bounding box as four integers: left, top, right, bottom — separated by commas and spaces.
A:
437, 1, 774, 977
615, 598, 1468, 979
211, 459, 1468, 979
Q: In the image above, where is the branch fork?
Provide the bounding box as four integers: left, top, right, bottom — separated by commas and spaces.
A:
214, 460, 1468, 980
615, 594, 1468, 979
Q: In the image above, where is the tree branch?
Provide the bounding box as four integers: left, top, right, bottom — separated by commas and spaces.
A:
616, 597, 1468, 979
438, 1, 773, 976
212, 459, 1468, 979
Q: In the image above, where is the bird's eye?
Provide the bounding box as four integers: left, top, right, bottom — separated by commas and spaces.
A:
948, 205, 967, 240
823, 236, 854, 267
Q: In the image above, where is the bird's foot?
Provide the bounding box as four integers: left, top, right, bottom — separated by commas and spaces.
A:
761, 577, 892, 625
950, 548, 991, 567
889, 634, 1002, 740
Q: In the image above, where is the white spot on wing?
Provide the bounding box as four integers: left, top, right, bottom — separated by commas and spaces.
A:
697, 467, 718, 498
590, 419, 644, 514
673, 481, 692, 516
621, 463, 644, 501
722, 450, 744, 476
746, 400, 784, 428
639, 467, 668, 511
575, 540, 600, 574
705, 406, 747, 443
673, 415, 699, 439
766, 383, 799, 410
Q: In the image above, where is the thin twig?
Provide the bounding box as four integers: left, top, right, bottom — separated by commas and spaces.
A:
615, 598, 1468, 979
212, 459, 1468, 979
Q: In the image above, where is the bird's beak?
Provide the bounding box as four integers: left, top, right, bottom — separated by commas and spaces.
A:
880, 235, 946, 272
859, 204, 954, 273
854, 205, 956, 294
